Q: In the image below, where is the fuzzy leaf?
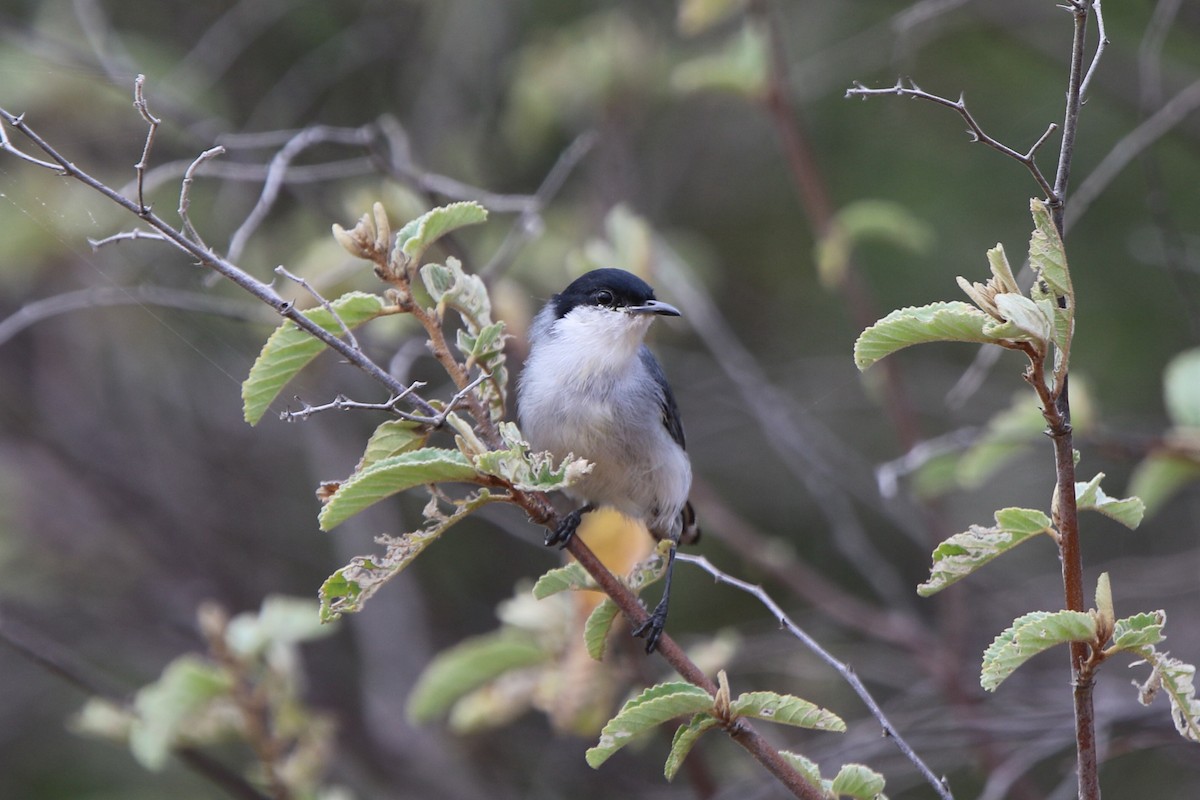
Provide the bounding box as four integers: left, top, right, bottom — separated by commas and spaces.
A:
473, 421, 592, 492
991, 292, 1052, 344
1075, 473, 1145, 529
981, 610, 1097, 692
356, 420, 429, 472
1028, 198, 1072, 301
730, 691, 846, 732
1112, 611, 1166, 651
586, 683, 715, 768
831, 763, 888, 799
1128, 453, 1200, 515
778, 751, 829, 794
1137, 652, 1200, 742
532, 562, 597, 599
584, 598, 621, 661
318, 448, 477, 530
854, 301, 997, 371
395, 202, 488, 266
664, 713, 720, 781
406, 633, 549, 724
918, 507, 1053, 596
242, 292, 388, 425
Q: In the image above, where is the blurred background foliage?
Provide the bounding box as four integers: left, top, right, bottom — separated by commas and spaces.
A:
0, 0, 1198, 798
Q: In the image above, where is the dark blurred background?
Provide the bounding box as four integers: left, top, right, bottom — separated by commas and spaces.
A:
0, 1, 1198, 798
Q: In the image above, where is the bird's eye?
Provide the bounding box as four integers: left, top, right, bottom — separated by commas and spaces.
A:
595, 289, 615, 306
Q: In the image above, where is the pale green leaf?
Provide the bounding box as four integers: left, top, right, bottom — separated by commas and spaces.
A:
986, 243, 1020, 294
854, 301, 997, 371
1164, 348, 1200, 430
357, 420, 429, 472
584, 598, 621, 661
981, 610, 1096, 692
1028, 198, 1072, 302
664, 713, 720, 781
586, 683, 714, 768
532, 562, 597, 599
956, 393, 1045, 490
830, 763, 888, 799
1112, 611, 1166, 651
918, 507, 1053, 596
1128, 453, 1200, 515
130, 656, 232, 770
225, 596, 334, 657
778, 751, 830, 794
1131, 648, 1200, 743
395, 202, 488, 266
474, 422, 591, 492
816, 199, 934, 288
242, 292, 388, 425
318, 448, 477, 530
991, 292, 1052, 344
730, 691, 846, 732
671, 23, 766, 98
406, 632, 549, 724
1075, 472, 1145, 529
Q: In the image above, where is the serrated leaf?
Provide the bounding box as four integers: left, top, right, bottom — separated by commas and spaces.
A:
1147, 652, 1200, 742
1128, 453, 1200, 515
584, 598, 621, 661
242, 292, 388, 425
1075, 472, 1145, 529
981, 610, 1096, 692
664, 713, 720, 781
918, 507, 1053, 596
357, 420, 429, 472
394, 202, 488, 266
532, 562, 597, 599
1112, 611, 1166, 650
586, 683, 715, 768
729, 691, 846, 732
854, 301, 997, 371
778, 751, 829, 794
130, 656, 232, 770
474, 422, 592, 492
831, 763, 888, 799
406, 632, 549, 724
318, 448, 477, 530
1164, 348, 1200, 430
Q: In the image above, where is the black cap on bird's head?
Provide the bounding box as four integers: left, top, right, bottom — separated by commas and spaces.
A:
551, 268, 681, 319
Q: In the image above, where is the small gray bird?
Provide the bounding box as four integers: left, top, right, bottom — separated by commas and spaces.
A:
518, 268, 698, 652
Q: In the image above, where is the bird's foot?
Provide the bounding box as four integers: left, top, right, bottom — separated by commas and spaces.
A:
632, 601, 669, 654
545, 504, 593, 548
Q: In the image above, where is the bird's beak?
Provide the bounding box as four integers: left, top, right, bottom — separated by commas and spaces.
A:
628, 299, 681, 317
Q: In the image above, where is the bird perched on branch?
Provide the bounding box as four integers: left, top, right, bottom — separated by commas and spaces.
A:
518, 268, 698, 653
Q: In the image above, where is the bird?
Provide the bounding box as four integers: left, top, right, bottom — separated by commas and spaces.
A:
518, 268, 698, 653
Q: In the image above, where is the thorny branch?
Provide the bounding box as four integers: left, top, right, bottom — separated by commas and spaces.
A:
131, 74, 160, 214
845, 78, 1058, 201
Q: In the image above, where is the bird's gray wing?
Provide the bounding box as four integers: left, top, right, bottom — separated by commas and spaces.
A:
639, 346, 685, 449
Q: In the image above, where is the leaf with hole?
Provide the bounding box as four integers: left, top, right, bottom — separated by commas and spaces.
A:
729, 691, 846, 732
918, 507, 1053, 596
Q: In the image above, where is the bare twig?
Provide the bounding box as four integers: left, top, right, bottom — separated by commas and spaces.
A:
88, 229, 170, 249
274, 265, 359, 350
0, 114, 60, 170
845, 79, 1057, 201
132, 74, 160, 213
1078, 0, 1108, 103
677, 553, 954, 800
179, 146, 227, 248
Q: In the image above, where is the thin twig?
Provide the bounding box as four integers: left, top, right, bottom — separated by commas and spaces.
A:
1078, 0, 1108, 103
677, 553, 954, 800
88, 229, 170, 249
846, 79, 1057, 201
0, 114, 60, 170
281, 387, 423, 422
274, 265, 359, 350
132, 74, 160, 213
179, 146, 227, 247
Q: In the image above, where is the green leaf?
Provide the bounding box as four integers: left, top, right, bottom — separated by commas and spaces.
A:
357, 420, 429, 472
816, 199, 934, 289
1075, 472, 1145, 529
586, 682, 715, 768
1164, 348, 1200, 429
671, 22, 767, 98
831, 763, 888, 799
854, 301, 997, 371
318, 448, 477, 530
474, 422, 592, 492
1027, 198, 1072, 303
1112, 611, 1166, 651
955, 394, 1046, 489
532, 562, 597, 599
242, 292, 388, 425
1128, 453, 1200, 515
918, 507, 1053, 596
406, 632, 549, 724
730, 691, 846, 732
991, 293, 1052, 345
394, 202, 488, 267
1133, 650, 1200, 742
317, 569, 361, 623
778, 751, 829, 794
981, 610, 1096, 692
130, 656, 232, 770
225, 596, 335, 657
664, 712, 720, 781
584, 598, 621, 661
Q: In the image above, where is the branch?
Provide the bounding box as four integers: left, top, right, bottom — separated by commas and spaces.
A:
677, 553, 955, 800
274, 265, 359, 351
132, 74, 160, 213
845, 78, 1058, 201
